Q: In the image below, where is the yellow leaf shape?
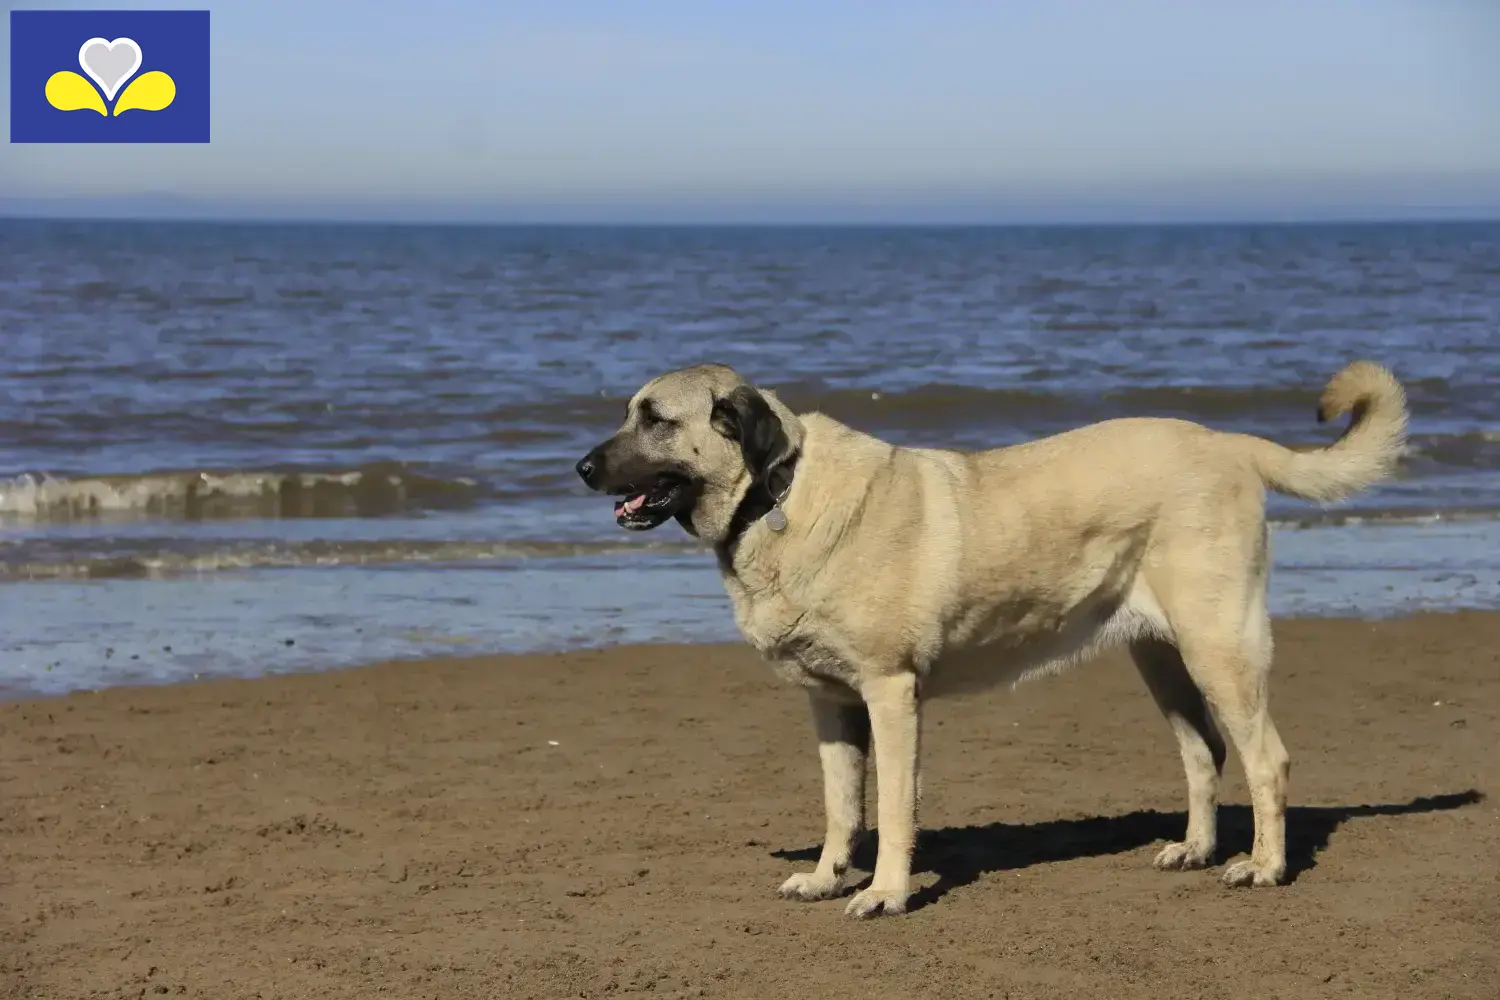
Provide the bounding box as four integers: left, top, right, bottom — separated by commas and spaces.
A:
45, 71, 106, 115
114, 71, 176, 116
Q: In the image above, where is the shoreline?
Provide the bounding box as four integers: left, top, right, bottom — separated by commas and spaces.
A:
0, 604, 1494, 705
4, 611, 1497, 997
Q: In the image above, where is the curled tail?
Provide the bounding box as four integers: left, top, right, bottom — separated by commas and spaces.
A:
1242, 360, 1409, 503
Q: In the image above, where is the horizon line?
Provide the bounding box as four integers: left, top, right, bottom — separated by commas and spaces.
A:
3, 211, 1499, 229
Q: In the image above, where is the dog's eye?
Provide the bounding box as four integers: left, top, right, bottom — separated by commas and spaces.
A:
638, 402, 674, 429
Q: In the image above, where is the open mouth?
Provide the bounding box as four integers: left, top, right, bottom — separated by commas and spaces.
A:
612, 475, 692, 531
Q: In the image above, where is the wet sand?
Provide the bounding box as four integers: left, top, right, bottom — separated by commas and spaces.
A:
3, 613, 1497, 999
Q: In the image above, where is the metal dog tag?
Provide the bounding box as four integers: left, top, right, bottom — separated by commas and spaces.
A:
765, 504, 788, 533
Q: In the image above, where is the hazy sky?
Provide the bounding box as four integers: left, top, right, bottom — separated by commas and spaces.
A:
4, 0, 1499, 222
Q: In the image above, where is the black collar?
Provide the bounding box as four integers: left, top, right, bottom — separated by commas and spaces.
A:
716, 450, 800, 568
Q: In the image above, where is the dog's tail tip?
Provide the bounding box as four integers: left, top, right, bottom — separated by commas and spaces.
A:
1316, 359, 1408, 427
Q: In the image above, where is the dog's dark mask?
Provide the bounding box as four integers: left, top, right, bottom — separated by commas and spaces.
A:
575, 442, 698, 532
575, 383, 790, 534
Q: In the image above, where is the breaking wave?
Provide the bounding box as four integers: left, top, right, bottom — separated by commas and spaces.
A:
0, 463, 485, 523
1, 424, 1495, 529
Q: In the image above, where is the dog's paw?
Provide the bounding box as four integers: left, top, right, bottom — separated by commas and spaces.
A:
1221, 858, 1286, 888
1152, 840, 1213, 871
777, 871, 845, 902
843, 886, 909, 919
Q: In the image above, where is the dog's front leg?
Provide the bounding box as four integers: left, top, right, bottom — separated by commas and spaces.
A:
844, 671, 921, 918
779, 692, 869, 902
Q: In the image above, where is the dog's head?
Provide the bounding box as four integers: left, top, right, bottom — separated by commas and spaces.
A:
575, 363, 800, 542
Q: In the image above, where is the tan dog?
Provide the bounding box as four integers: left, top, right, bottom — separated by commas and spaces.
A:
576, 360, 1408, 918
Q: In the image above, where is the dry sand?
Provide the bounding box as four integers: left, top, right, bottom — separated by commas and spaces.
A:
2, 613, 1497, 999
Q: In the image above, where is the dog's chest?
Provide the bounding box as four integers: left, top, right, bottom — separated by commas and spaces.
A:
723, 578, 862, 696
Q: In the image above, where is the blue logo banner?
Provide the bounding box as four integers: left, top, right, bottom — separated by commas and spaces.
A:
10, 9, 211, 143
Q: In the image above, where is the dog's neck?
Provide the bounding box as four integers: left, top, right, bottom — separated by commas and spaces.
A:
715, 450, 800, 566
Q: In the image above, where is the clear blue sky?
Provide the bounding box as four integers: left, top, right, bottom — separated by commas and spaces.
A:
4, 0, 1499, 222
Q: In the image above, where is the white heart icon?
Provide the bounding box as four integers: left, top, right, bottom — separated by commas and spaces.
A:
78, 36, 143, 102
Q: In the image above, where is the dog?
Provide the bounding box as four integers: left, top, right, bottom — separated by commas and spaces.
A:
576, 360, 1408, 918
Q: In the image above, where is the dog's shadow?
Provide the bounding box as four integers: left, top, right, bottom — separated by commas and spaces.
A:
771, 790, 1484, 913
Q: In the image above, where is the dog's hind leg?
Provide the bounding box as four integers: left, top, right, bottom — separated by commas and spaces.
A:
1130, 637, 1227, 871
1174, 598, 1291, 887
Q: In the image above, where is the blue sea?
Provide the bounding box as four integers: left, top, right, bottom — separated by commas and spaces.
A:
3, 219, 1499, 696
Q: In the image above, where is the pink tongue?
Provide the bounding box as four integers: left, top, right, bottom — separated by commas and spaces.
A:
623, 494, 646, 513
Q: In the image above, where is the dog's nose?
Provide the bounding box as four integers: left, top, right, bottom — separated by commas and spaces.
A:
576, 454, 599, 487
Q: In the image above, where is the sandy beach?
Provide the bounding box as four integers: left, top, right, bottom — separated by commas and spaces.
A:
3, 612, 1497, 999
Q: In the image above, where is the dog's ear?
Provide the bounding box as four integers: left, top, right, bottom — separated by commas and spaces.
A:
711, 385, 791, 483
